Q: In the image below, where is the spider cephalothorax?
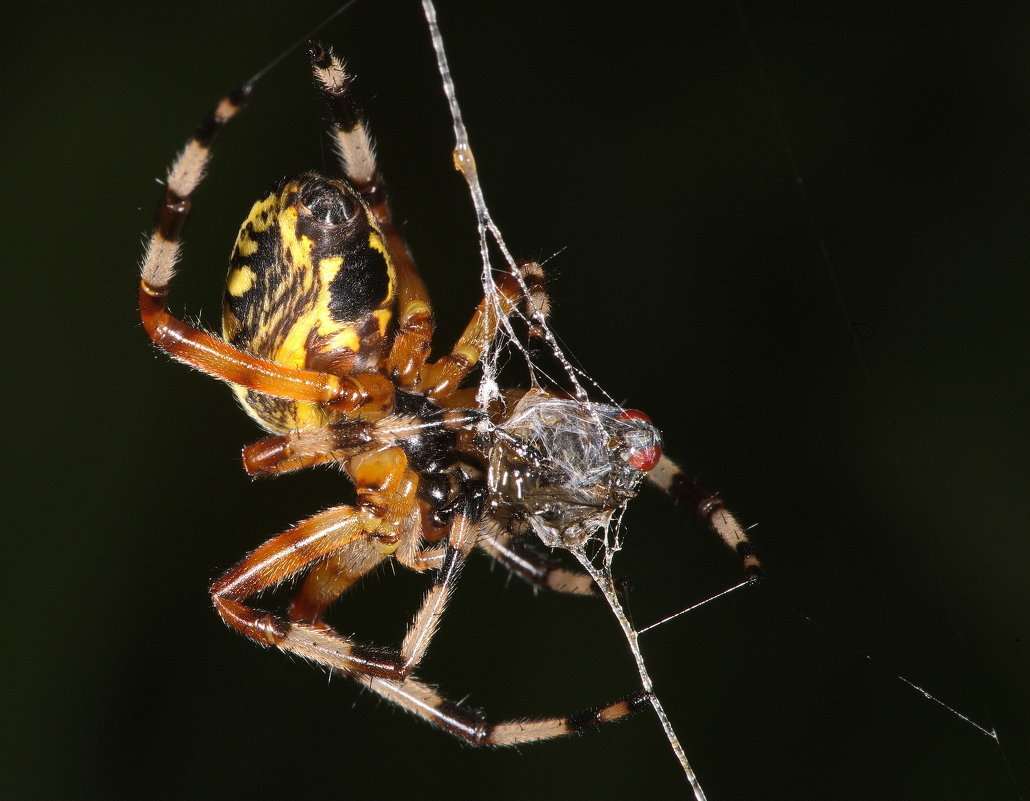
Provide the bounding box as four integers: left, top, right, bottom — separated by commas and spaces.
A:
139, 36, 760, 751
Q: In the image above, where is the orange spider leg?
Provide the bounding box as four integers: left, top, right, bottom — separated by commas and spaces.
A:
384, 230, 436, 386
285, 516, 449, 626
273, 508, 652, 745
141, 289, 393, 414
241, 420, 374, 476
241, 404, 480, 478
213, 438, 474, 682
210, 505, 398, 676
289, 510, 479, 679
210, 446, 417, 678
285, 548, 383, 627
420, 261, 547, 399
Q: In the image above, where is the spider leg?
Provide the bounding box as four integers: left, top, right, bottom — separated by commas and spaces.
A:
139, 85, 394, 416
420, 260, 548, 399
395, 511, 478, 673
287, 510, 479, 679
241, 406, 480, 477
308, 42, 434, 386
310, 41, 552, 397
210, 503, 397, 676
359, 673, 651, 747
217, 439, 477, 681
253, 497, 648, 741
513, 259, 551, 346
241, 420, 375, 476
210, 446, 419, 679
293, 510, 450, 611
478, 529, 602, 597
649, 454, 763, 581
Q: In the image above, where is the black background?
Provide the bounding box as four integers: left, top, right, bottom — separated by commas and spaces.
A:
4, 2, 1028, 799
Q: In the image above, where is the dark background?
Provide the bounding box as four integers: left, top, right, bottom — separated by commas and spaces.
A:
4, 2, 1027, 799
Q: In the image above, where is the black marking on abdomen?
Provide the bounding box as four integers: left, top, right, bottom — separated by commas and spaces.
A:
327, 245, 390, 322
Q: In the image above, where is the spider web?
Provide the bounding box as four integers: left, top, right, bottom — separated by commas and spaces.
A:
416, 6, 1030, 799
422, 0, 624, 565
202, 2, 1025, 797
227, 1, 1022, 796
421, 3, 706, 797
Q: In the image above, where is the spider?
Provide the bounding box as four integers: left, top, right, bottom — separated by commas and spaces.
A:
138, 38, 761, 749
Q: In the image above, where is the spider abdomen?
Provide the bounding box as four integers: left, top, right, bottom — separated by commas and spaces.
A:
221, 173, 397, 433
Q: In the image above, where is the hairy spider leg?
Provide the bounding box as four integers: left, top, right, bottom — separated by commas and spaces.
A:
211, 483, 651, 743
360, 671, 652, 746
477, 529, 604, 597
309, 41, 434, 387
420, 260, 548, 398
139, 84, 395, 417
310, 42, 551, 399
287, 505, 478, 679
211, 445, 458, 681
649, 455, 763, 580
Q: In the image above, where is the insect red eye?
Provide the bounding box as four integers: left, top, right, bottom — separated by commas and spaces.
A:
628, 445, 661, 472
618, 409, 662, 472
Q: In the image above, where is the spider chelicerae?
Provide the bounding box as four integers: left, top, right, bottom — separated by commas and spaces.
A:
138, 32, 760, 751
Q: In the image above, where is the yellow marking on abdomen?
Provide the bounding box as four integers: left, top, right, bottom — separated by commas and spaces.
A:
227, 265, 256, 296
318, 256, 343, 284
373, 308, 393, 336
235, 234, 259, 257
325, 326, 361, 353
244, 194, 278, 233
